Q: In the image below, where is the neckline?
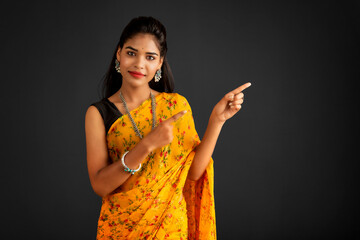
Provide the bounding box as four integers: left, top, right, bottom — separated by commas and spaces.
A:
105, 92, 164, 117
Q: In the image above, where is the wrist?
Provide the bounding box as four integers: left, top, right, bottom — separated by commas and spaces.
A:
209, 112, 225, 127
140, 137, 154, 153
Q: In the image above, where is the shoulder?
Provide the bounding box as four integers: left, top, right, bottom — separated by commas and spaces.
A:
86, 99, 107, 121
161, 92, 193, 112
88, 98, 113, 117
89, 98, 107, 110
161, 92, 188, 102
162, 92, 190, 104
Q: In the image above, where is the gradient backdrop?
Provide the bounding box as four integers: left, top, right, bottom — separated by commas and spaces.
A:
1, 1, 359, 239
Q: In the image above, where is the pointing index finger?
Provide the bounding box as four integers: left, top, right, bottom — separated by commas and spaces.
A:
165, 110, 188, 124
233, 82, 252, 96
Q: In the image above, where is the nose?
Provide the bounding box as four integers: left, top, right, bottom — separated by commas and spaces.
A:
134, 56, 145, 69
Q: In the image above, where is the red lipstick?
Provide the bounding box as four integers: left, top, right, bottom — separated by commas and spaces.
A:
129, 71, 145, 78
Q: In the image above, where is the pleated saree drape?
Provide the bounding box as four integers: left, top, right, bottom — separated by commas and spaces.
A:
96, 92, 216, 239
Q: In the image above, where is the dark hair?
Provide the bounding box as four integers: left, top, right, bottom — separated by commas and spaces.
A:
100, 16, 174, 99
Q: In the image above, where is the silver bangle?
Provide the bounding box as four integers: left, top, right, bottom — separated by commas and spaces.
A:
121, 151, 141, 175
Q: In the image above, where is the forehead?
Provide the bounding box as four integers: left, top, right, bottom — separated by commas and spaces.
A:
124, 33, 160, 53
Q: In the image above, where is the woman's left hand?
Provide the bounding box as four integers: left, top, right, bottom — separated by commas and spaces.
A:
210, 82, 252, 124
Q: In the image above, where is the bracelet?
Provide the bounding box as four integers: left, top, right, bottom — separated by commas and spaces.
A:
121, 151, 141, 175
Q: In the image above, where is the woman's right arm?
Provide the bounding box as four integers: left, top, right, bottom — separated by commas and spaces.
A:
84, 106, 153, 198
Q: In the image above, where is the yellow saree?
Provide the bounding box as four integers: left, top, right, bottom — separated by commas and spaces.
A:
96, 92, 216, 239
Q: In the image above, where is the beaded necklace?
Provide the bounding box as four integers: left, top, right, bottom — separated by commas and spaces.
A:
119, 90, 157, 139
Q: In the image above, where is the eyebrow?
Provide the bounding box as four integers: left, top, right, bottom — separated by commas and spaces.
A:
125, 46, 159, 56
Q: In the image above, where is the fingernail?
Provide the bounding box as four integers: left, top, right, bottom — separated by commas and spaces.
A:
229, 95, 234, 99
183, 110, 187, 113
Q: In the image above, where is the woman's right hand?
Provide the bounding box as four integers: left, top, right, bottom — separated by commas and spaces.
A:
143, 110, 188, 151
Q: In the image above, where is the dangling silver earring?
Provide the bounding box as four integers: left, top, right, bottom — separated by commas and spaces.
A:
154, 69, 162, 82
115, 59, 121, 73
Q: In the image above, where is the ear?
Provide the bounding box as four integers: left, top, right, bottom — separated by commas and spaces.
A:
116, 47, 121, 60
158, 56, 164, 69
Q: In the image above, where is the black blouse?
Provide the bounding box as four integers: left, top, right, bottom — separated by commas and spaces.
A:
90, 98, 123, 134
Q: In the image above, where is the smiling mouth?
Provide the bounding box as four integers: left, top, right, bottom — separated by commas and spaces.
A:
129, 71, 145, 78
129, 71, 144, 75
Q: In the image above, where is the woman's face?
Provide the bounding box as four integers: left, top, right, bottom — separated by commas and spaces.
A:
117, 33, 163, 88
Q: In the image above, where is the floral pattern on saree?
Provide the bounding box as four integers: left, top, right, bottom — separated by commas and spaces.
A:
96, 92, 216, 239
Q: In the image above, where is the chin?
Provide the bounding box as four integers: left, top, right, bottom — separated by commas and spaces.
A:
124, 79, 149, 88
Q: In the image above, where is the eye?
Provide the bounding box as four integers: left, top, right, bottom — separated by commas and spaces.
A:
147, 56, 155, 60
127, 51, 135, 56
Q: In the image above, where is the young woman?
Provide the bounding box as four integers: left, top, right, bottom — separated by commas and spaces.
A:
85, 16, 251, 240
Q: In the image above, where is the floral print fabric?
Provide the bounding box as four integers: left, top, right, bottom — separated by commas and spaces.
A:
96, 92, 216, 239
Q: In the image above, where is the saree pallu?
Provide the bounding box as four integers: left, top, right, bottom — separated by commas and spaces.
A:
96, 92, 216, 239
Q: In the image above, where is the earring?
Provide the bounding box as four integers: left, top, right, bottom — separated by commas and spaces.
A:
154, 69, 162, 82
115, 59, 121, 73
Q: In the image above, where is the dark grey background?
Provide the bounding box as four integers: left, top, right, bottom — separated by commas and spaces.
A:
1, 0, 359, 239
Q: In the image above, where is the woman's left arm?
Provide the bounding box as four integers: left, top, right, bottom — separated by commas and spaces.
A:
187, 82, 252, 181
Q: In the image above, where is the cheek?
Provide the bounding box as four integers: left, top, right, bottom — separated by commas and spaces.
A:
149, 62, 161, 71
149, 65, 158, 73
120, 57, 133, 68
